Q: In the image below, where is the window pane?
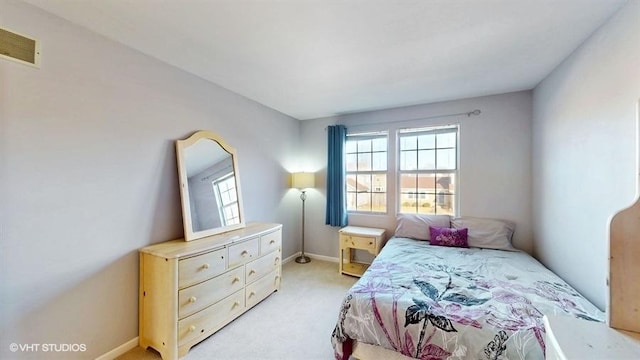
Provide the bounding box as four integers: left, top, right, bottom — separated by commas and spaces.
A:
372, 173, 386, 192
346, 174, 357, 192
436, 173, 455, 194
399, 173, 417, 194
418, 134, 435, 149
400, 136, 417, 150
346, 192, 357, 211
436, 149, 456, 170
371, 193, 386, 212
437, 132, 456, 148
372, 138, 386, 152
358, 153, 372, 171
417, 149, 435, 170
356, 174, 371, 192
417, 173, 436, 194
400, 150, 417, 170
356, 192, 372, 211
345, 140, 357, 153
417, 197, 435, 214
357, 139, 371, 152
346, 153, 357, 171
372, 152, 386, 171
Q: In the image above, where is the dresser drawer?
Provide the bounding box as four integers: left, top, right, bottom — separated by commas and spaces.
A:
246, 251, 280, 284
340, 234, 376, 252
260, 229, 282, 255
246, 269, 280, 308
178, 266, 244, 319
178, 248, 227, 288
228, 237, 259, 268
177, 290, 244, 346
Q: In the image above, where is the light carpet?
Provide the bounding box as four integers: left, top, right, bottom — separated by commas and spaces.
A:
118, 259, 357, 360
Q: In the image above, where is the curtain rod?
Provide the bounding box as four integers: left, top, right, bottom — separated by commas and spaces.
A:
325, 109, 481, 130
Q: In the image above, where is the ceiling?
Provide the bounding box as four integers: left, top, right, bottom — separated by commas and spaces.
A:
22, 0, 626, 120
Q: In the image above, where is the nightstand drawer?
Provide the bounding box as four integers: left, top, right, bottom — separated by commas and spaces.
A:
179, 248, 227, 288
340, 234, 376, 252
178, 266, 244, 319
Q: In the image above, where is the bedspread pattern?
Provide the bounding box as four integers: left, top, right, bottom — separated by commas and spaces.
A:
331, 238, 604, 360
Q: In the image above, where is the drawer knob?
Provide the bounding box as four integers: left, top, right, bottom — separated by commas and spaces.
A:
189, 296, 197, 303
274, 257, 280, 265
241, 250, 249, 256
232, 277, 240, 284
249, 270, 256, 276
369, 242, 373, 245
269, 240, 275, 244
189, 325, 196, 332
232, 301, 240, 309
249, 291, 256, 298
202, 263, 210, 269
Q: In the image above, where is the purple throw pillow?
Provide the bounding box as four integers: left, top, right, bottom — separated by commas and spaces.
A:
429, 226, 469, 248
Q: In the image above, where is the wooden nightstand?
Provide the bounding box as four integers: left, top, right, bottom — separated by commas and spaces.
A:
543, 315, 640, 360
338, 226, 386, 277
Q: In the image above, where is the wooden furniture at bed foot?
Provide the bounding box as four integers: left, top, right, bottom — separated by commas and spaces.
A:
139, 222, 282, 360
339, 226, 386, 277
543, 315, 640, 360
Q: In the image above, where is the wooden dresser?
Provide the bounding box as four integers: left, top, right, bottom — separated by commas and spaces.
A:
139, 222, 282, 360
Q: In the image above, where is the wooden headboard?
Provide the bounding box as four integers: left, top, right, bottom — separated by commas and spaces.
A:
608, 99, 640, 336
609, 200, 640, 334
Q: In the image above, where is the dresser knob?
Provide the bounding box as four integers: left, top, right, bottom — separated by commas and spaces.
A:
202, 263, 210, 269
249, 270, 256, 276
189, 296, 197, 303
269, 240, 275, 244
369, 242, 373, 245
249, 292, 256, 298
232, 301, 240, 308
189, 325, 196, 332
274, 257, 280, 264
232, 277, 240, 284
241, 250, 249, 256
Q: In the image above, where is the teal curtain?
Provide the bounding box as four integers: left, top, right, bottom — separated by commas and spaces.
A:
325, 125, 348, 227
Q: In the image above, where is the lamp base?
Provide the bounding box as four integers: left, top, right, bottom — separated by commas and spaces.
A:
295, 255, 311, 264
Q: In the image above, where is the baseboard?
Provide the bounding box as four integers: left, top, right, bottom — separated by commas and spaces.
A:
284, 252, 339, 264
95, 337, 138, 360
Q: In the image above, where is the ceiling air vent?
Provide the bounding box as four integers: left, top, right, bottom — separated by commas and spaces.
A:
0, 27, 40, 67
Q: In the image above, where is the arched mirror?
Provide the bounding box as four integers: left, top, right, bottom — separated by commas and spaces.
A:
176, 131, 245, 241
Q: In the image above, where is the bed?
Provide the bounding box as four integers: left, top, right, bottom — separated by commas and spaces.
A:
331, 216, 605, 360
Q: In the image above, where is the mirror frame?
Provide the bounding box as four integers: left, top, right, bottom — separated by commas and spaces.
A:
176, 130, 246, 241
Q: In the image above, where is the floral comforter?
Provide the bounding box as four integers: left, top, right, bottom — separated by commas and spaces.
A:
331, 237, 604, 360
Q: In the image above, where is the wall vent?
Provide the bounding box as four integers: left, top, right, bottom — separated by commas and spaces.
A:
0, 27, 40, 67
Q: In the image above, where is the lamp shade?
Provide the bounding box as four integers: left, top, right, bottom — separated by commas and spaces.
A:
291, 172, 315, 189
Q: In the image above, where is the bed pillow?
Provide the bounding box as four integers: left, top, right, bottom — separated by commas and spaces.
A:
394, 214, 451, 240
451, 216, 516, 251
429, 226, 468, 248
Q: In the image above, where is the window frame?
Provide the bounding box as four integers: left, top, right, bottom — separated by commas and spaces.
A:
397, 125, 459, 216
345, 131, 389, 214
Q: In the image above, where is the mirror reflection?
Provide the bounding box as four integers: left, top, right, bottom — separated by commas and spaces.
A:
177, 131, 245, 241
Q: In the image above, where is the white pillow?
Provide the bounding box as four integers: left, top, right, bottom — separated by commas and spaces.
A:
394, 214, 451, 240
451, 216, 516, 250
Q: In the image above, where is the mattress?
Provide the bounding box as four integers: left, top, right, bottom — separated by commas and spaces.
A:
331, 237, 604, 360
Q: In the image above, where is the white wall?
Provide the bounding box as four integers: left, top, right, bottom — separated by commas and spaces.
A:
532, 0, 640, 311
0, 1, 301, 358
300, 91, 533, 260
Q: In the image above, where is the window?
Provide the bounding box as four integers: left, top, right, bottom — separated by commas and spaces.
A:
398, 126, 458, 215
345, 132, 388, 213
213, 174, 240, 225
